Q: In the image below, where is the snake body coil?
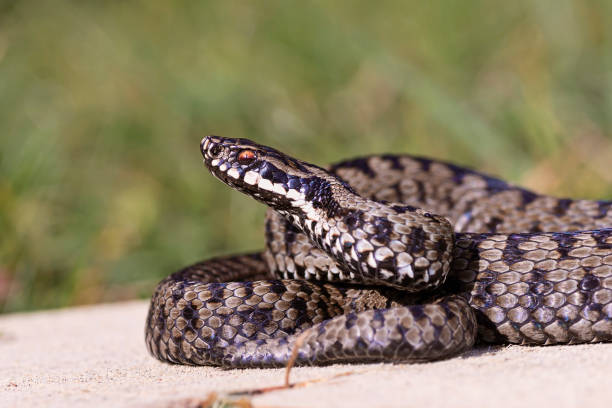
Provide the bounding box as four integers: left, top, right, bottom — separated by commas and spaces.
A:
145, 136, 612, 367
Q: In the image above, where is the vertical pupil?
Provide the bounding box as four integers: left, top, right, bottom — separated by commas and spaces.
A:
238, 150, 255, 164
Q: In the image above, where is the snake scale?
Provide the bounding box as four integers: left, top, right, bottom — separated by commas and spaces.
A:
145, 136, 612, 367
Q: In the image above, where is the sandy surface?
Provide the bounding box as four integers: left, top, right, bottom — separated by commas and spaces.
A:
1, 301, 611, 408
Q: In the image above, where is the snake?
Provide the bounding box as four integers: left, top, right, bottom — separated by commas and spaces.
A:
145, 136, 612, 367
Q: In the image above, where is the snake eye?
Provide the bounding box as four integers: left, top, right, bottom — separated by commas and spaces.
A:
237, 149, 257, 165
209, 144, 224, 158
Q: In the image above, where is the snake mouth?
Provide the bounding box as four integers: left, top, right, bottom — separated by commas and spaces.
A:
200, 137, 210, 156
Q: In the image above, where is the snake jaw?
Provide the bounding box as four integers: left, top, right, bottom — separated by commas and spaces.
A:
200, 136, 210, 156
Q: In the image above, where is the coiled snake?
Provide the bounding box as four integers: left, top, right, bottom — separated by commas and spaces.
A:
146, 136, 612, 367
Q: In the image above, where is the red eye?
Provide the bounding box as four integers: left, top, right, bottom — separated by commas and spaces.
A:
237, 149, 256, 165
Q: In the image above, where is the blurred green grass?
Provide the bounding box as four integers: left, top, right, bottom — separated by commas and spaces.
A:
0, 1, 611, 312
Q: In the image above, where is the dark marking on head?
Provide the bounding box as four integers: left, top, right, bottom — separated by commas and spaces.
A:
259, 162, 274, 180
287, 176, 301, 190
272, 169, 288, 184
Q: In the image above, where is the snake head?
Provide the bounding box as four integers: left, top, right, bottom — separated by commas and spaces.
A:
200, 135, 347, 215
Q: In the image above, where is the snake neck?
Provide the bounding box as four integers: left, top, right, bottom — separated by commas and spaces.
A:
270, 176, 455, 291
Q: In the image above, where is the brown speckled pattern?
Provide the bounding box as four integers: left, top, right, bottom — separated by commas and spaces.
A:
145, 137, 611, 367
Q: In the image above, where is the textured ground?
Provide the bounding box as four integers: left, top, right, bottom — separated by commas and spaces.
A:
1, 301, 611, 408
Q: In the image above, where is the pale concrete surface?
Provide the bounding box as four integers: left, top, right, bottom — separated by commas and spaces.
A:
1, 301, 611, 408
